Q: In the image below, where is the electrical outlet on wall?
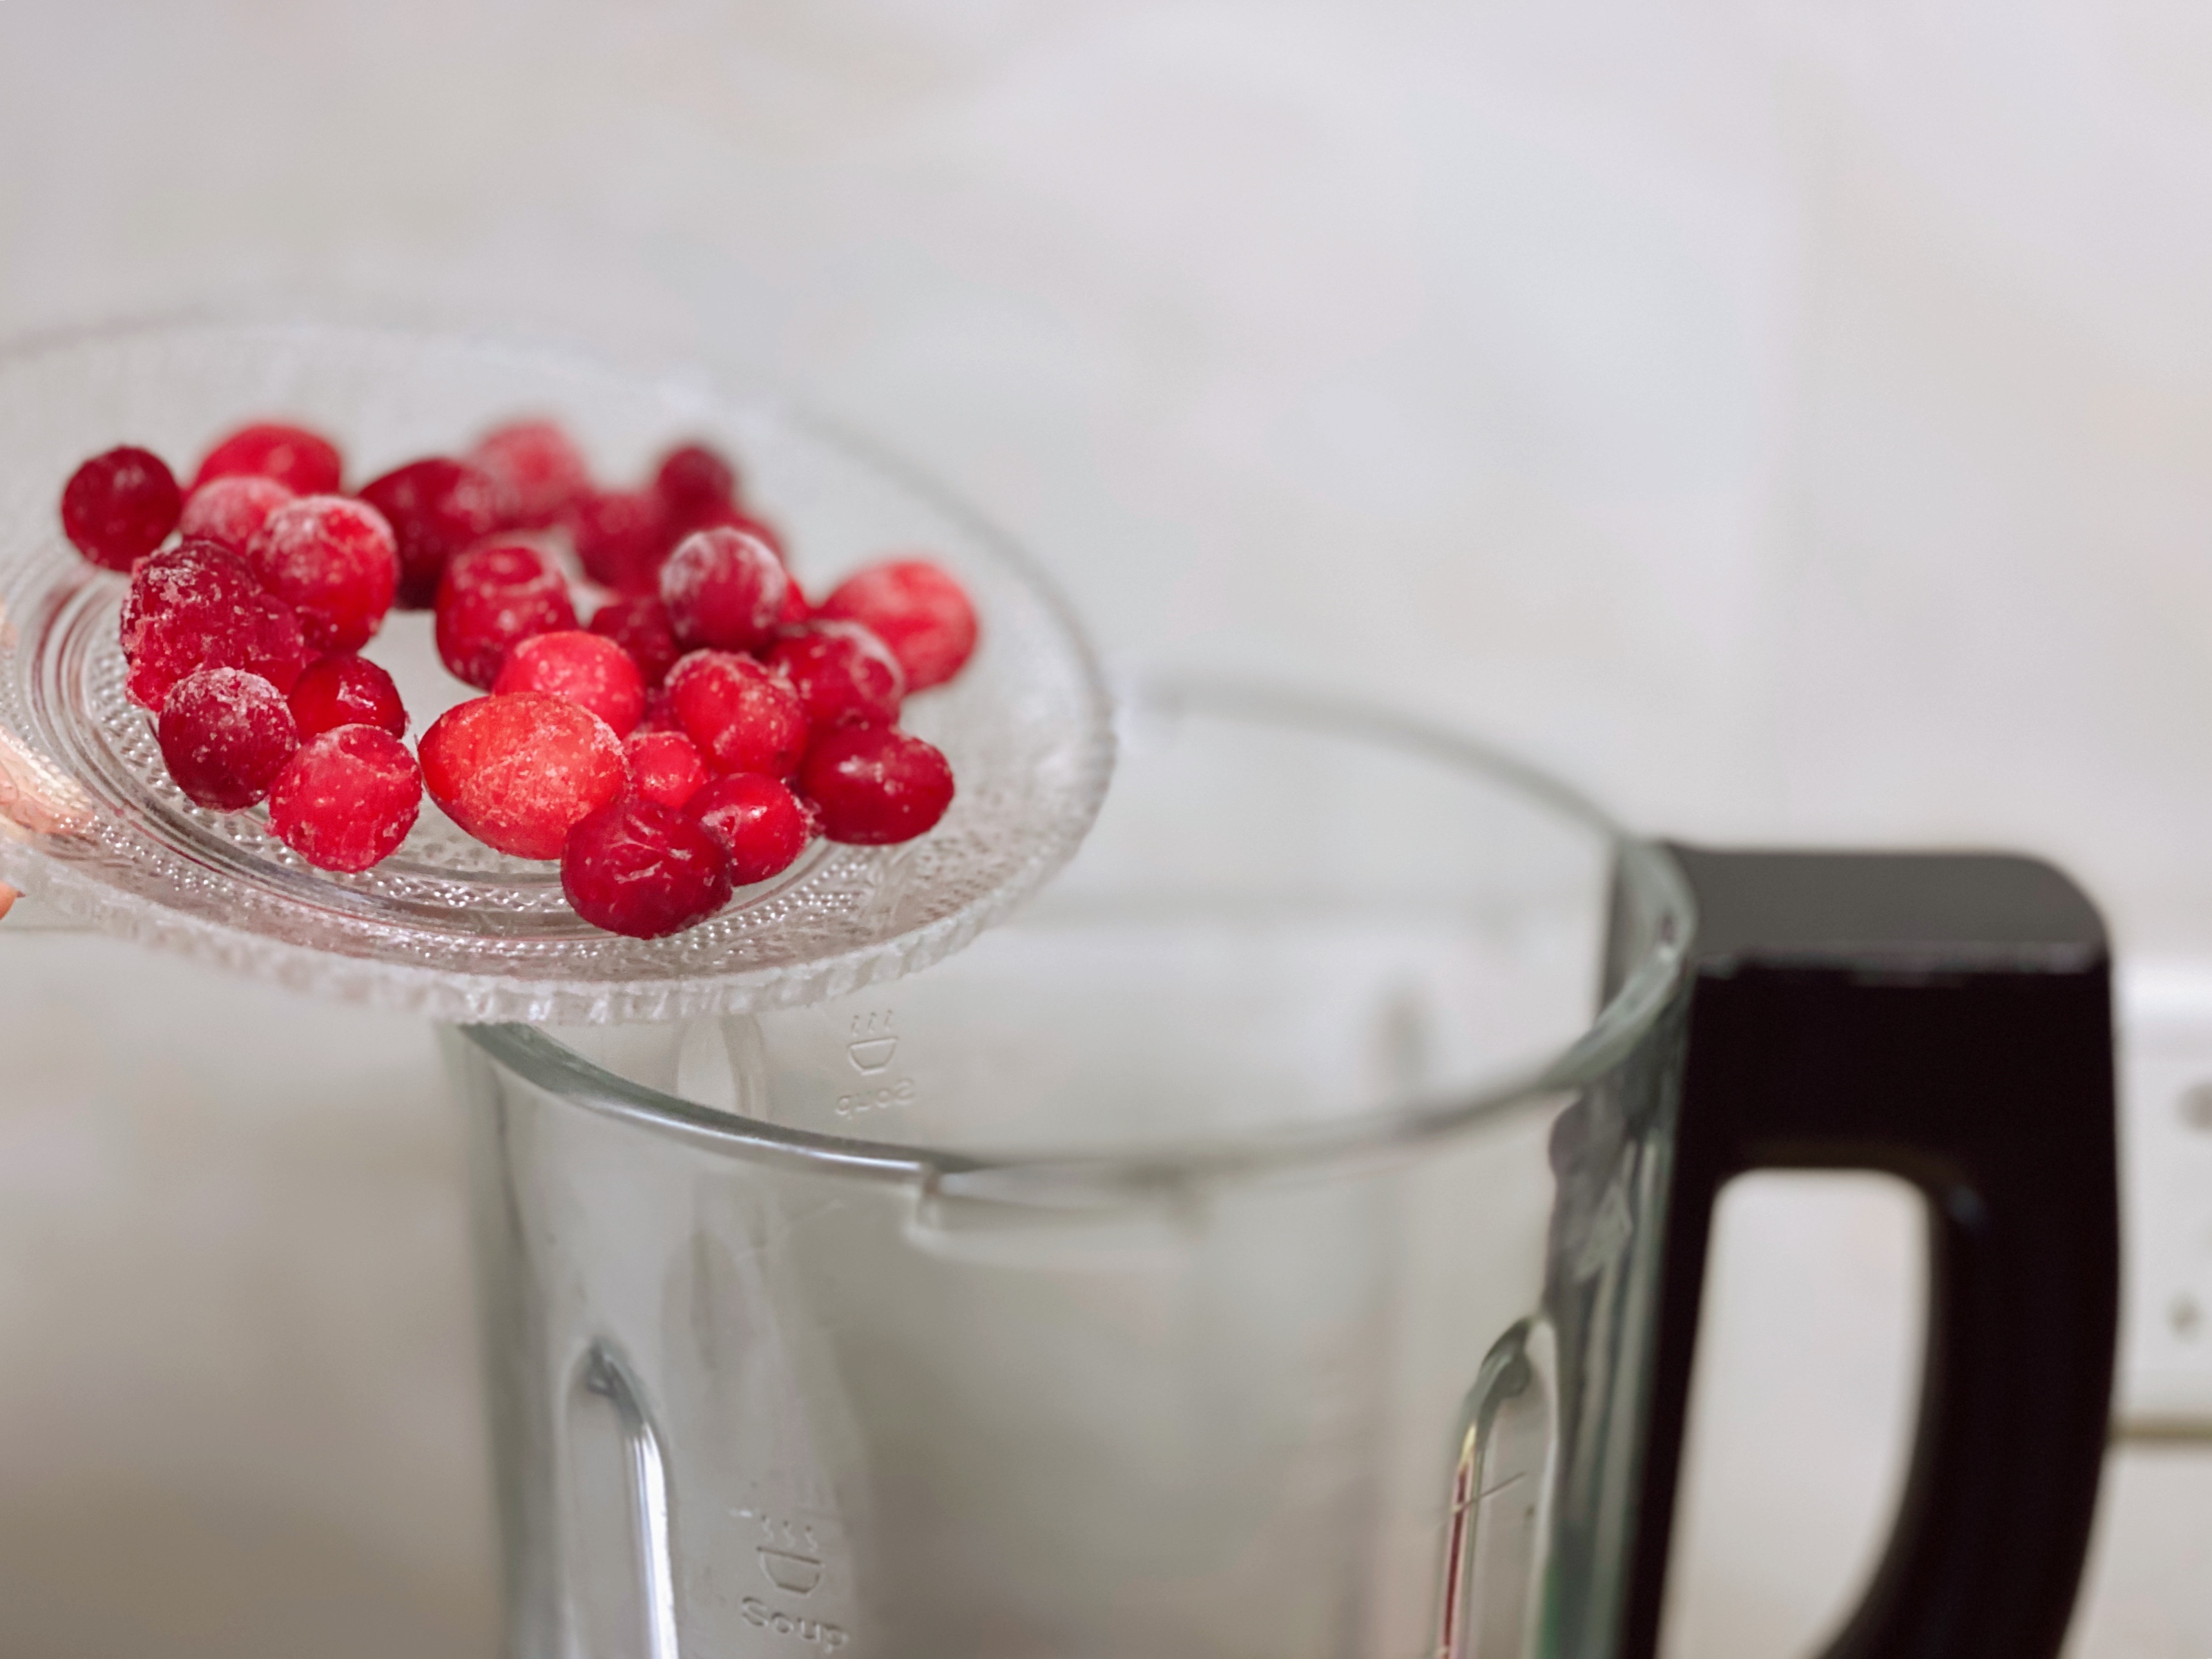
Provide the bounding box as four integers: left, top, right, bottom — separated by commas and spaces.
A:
2116, 960, 2212, 1436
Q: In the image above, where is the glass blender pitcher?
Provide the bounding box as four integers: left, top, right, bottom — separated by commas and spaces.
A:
0, 323, 2117, 1659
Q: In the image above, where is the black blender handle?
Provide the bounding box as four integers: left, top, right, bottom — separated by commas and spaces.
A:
1621, 847, 2119, 1659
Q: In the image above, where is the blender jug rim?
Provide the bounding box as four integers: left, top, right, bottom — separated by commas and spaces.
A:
463, 679, 1700, 1197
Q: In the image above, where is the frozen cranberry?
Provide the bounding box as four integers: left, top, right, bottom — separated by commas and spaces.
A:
652, 441, 739, 527
660, 526, 787, 652
419, 693, 629, 860
267, 725, 422, 872
61, 446, 182, 571
736, 514, 789, 566
683, 501, 788, 565
471, 419, 593, 529
665, 650, 809, 778
194, 423, 343, 495
798, 725, 954, 845
778, 574, 813, 627
245, 495, 399, 654
157, 667, 300, 810
288, 653, 407, 740
623, 729, 710, 810
691, 771, 813, 884
567, 488, 671, 595
633, 687, 681, 734
177, 474, 294, 557
818, 559, 978, 691
124, 544, 309, 710
588, 595, 680, 687
767, 620, 905, 729
358, 457, 501, 608
493, 629, 645, 735
122, 540, 260, 649
561, 796, 732, 939
434, 544, 577, 689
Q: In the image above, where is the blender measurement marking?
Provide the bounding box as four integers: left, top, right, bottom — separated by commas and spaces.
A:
839, 1010, 912, 1115
740, 1599, 848, 1649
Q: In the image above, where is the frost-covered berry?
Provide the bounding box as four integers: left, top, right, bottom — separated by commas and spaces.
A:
157, 667, 300, 811
767, 620, 905, 729
471, 419, 593, 529
665, 649, 808, 778
434, 543, 577, 689
287, 653, 407, 740
561, 795, 733, 939
419, 692, 628, 860
61, 446, 182, 571
622, 729, 711, 811
267, 725, 423, 872
651, 441, 739, 528
817, 559, 978, 691
691, 771, 814, 884
246, 495, 400, 653
660, 526, 787, 652
122, 543, 309, 711
357, 456, 501, 608
193, 423, 344, 496
797, 725, 954, 845
568, 488, 672, 595
492, 629, 645, 736
588, 595, 681, 688
178, 474, 295, 555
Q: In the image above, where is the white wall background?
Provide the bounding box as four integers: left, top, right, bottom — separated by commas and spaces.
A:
1, 3, 2209, 1656
8, 0, 2212, 940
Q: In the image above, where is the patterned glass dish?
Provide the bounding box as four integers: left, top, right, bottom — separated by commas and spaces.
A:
0, 320, 1113, 1023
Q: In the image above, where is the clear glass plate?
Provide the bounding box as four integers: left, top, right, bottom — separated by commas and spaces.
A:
0, 320, 1113, 1023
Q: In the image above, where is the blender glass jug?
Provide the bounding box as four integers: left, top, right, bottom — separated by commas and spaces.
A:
450, 680, 2118, 1659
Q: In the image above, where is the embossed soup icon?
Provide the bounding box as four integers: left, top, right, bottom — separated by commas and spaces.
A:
758, 1546, 824, 1595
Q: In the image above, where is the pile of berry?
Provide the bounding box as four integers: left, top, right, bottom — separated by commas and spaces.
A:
59, 420, 977, 939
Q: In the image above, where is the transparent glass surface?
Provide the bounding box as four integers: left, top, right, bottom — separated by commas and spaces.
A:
0, 319, 1113, 1022
452, 682, 1696, 1659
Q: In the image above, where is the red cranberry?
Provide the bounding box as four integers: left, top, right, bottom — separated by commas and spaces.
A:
246, 495, 399, 654
767, 620, 905, 729
818, 559, 978, 691
685, 502, 789, 566
633, 686, 682, 734
157, 667, 300, 810
691, 771, 814, 884
778, 573, 813, 627
798, 725, 954, 845
567, 488, 672, 595
561, 796, 733, 939
665, 650, 808, 778
122, 540, 260, 651
61, 446, 183, 571
492, 629, 645, 736
123, 544, 309, 710
652, 441, 739, 526
471, 419, 593, 529
660, 526, 787, 651
288, 653, 407, 740
177, 474, 294, 555
357, 457, 502, 608
267, 725, 423, 872
194, 423, 344, 495
588, 595, 680, 687
622, 729, 711, 811
434, 543, 577, 689
419, 692, 629, 860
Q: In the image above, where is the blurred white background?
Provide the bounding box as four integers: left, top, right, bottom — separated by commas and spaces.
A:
1, 1, 2209, 1654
